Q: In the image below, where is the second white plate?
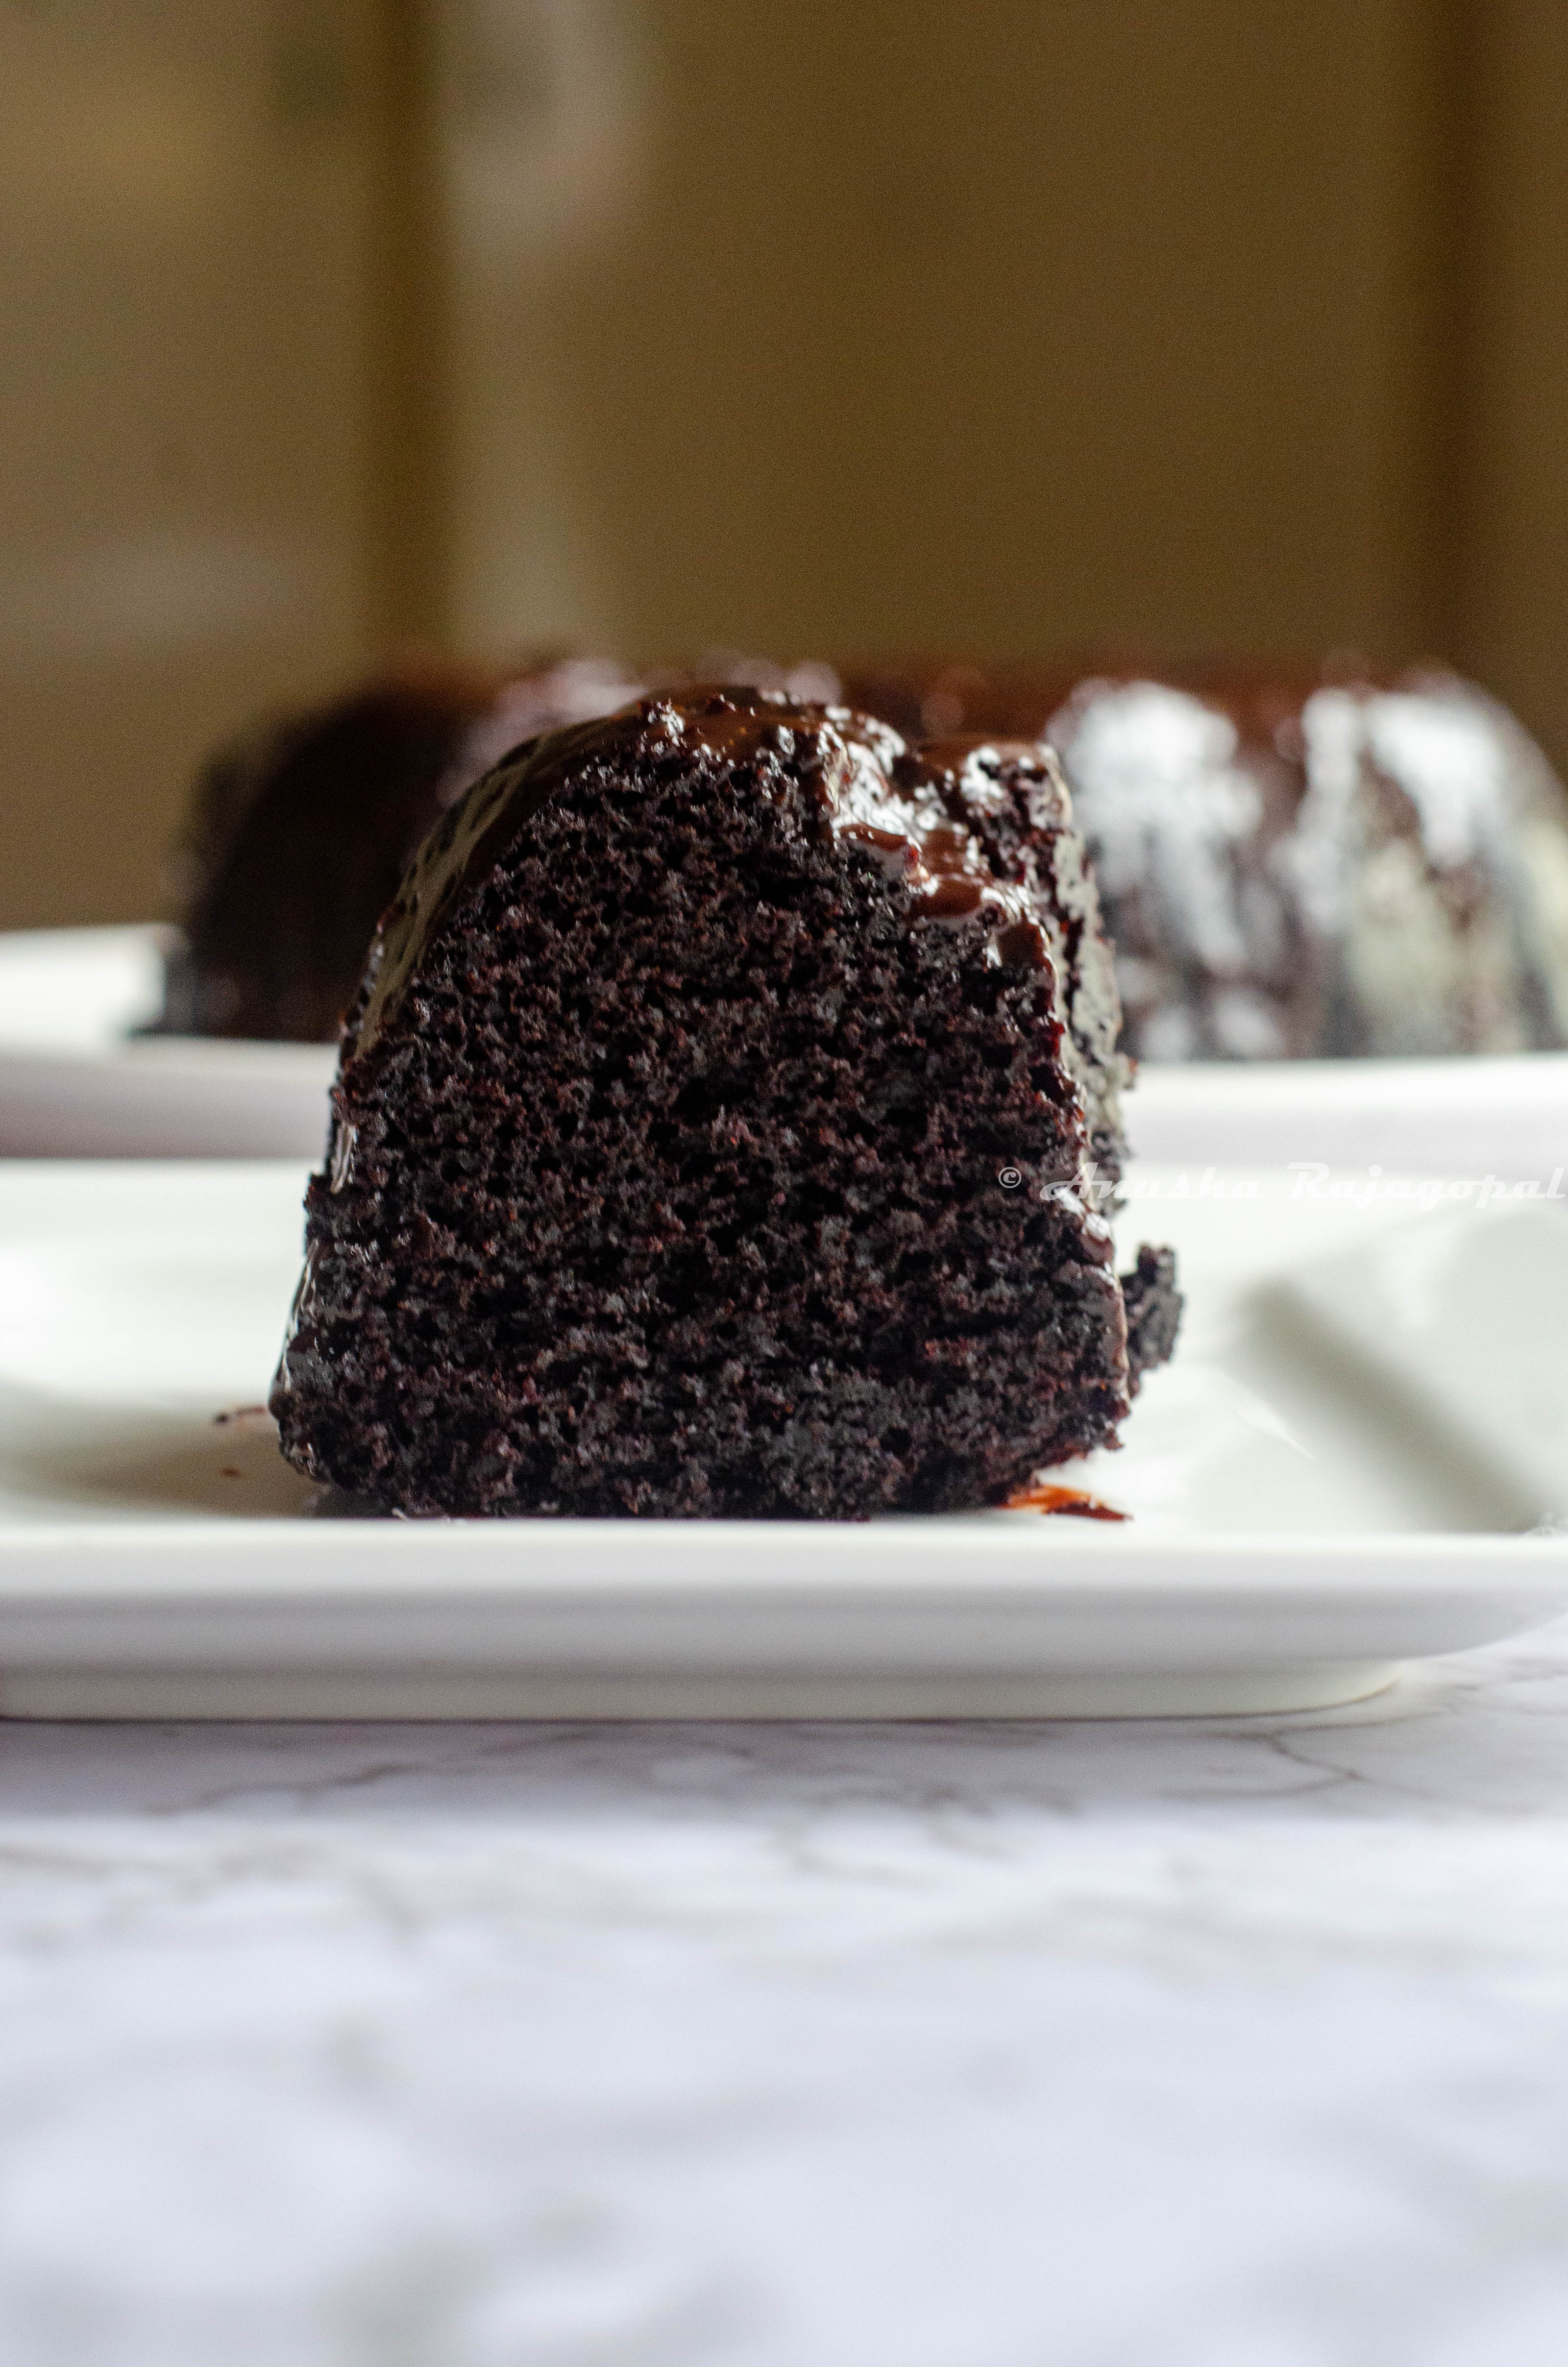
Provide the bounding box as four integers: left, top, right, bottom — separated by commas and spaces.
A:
0, 926, 335, 1157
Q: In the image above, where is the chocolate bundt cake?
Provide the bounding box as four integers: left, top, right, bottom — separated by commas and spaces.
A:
271, 683, 1179, 1518
157, 657, 645, 1041
1050, 666, 1568, 1061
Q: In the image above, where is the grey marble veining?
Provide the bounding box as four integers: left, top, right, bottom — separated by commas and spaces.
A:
0, 1626, 1567, 2366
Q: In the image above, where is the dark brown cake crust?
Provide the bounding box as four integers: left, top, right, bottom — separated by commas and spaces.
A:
272, 684, 1173, 1517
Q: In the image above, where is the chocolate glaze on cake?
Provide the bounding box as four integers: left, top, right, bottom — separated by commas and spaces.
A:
271, 684, 1177, 1518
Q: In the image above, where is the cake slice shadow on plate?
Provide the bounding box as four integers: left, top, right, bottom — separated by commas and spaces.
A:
305, 1485, 398, 1518
0, 1387, 325, 1520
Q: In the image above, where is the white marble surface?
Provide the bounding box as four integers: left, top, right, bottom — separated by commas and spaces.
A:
1, 1625, 1567, 2367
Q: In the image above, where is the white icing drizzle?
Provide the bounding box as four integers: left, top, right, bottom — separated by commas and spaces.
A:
1295, 682, 1537, 1054
1052, 683, 1262, 976
1052, 670, 1568, 1060
1290, 682, 1515, 939
1364, 690, 1506, 869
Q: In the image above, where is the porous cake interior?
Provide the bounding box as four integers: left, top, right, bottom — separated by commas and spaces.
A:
273, 692, 1147, 1515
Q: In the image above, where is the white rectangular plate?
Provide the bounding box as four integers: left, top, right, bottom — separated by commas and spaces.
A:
0, 1160, 1564, 1719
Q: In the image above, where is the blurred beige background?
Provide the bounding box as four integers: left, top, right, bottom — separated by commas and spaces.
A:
1, 0, 1565, 930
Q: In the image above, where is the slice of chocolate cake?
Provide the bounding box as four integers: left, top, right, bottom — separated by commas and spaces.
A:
270, 684, 1178, 1517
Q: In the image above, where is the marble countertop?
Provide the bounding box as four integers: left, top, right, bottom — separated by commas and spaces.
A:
1, 1622, 1567, 2367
